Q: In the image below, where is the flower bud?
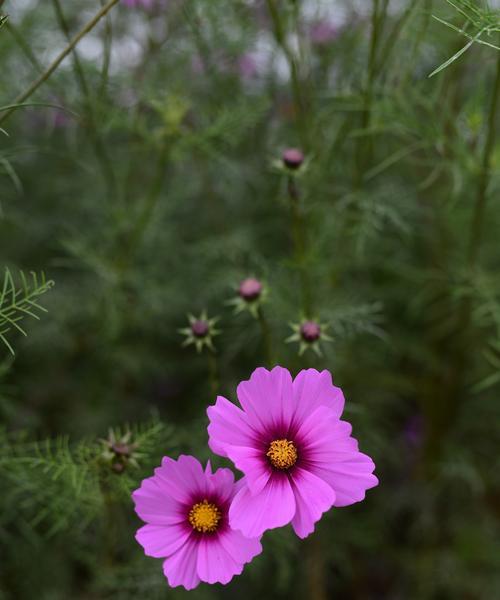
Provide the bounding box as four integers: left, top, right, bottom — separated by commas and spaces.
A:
300, 320, 321, 342
282, 148, 304, 170
238, 278, 263, 302
191, 319, 209, 338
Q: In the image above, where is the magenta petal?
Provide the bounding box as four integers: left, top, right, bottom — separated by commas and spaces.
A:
292, 369, 345, 426
135, 523, 191, 558
196, 536, 242, 585
225, 445, 271, 494
313, 453, 378, 507
153, 455, 206, 504
207, 395, 256, 457
132, 477, 186, 525
217, 528, 262, 566
229, 474, 296, 537
236, 366, 294, 431
162, 536, 201, 590
207, 466, 235, 504
290, 467, 336, 539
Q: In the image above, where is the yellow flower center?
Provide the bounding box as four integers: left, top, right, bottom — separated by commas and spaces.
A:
188, 499, 221, 533
266, 439, 298, 470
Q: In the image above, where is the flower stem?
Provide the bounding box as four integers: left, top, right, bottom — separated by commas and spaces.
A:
0, 0, 120, 127
257, 306, 274, 367
51, 0, 117, 201
287, 176, 313, 317
207, 350, 219, 400
467, 51, 500, 266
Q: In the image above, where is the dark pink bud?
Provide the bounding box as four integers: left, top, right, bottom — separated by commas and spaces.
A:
238, 278, 263, 301
300, 321, 321, 342
111, 442, 131, 457
191, 320, 209, 338
282, 148, 304, 170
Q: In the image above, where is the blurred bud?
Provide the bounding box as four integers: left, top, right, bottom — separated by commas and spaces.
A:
300, 320, 321, 342
101, 430, 139, 474
282, 148, 304, 170
179, 311, 220, 352
309, 21, 337, 46
191, 319, 210, 338
239, 278, 263, 301
286, 318, 332, 356
227, 277, 267, 318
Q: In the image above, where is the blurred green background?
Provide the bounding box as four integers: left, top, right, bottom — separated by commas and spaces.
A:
1, 0, 500, 598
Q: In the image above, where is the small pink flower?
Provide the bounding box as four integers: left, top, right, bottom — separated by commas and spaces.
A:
207, 366, 378, 539
132, 455, 262, 590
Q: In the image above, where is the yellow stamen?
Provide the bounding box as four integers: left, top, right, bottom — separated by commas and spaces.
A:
188, 499, 221, 533
266, 439, 298, 470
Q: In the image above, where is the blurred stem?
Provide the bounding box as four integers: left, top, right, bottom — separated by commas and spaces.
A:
356, 0, 384, 180
207, 351, 219, 399
0, 0, 120, 127
99, 0, 113, 100
265, 0, 309, 148
287, 176, 313, 318
467, 51, 500, 266
5, 21, 45, 75
257, 306, 274, 367
51, 0, 117, 201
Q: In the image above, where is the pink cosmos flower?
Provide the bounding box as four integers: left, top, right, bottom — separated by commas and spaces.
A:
207, 366, 378, 539
132, 455, 262, 590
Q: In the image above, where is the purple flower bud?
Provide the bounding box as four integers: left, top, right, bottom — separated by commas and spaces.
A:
111, 442, 131, 457
238, 278, 263, 302
191, 319, 209, 338
309, 21, 337, 46
300, 321, 321, 342
282, 148, 305, 170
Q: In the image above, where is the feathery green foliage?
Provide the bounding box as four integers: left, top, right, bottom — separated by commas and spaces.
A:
0, 269, 54, 354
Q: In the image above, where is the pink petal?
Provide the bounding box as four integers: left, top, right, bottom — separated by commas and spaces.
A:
296, 406, 357, 459
153, 455, 206, 504
292, 369, 345, 427
217, 528, 262, 566
225, 445, 271, 494
290, 467, 336, 539
135, 523, 191, 558
229, 474, 296, 537
312, 453, 378, 507
132, 477, 186, 525
207, 466, 235, 504
207, 395, 257, 457
196, 536, 242, 585
236, 366, 294, 432
162, 536, 201, 590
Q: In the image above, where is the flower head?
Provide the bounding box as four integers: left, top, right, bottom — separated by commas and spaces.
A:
132, 455, 262, 590
227, 277, 267, 318
179, 311, 220, 353
207, 366, 378, 539
282, 148, 305, 170
286, 318, 332, 356
101, 429, 140, 474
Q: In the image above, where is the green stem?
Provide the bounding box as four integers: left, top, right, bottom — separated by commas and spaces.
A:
99, 0, 114, 100
467, 51, 500, 266
51, 0, 117, 201
265, 0, 308, 148
287, 176, 313, 317
0, 0, 120, 127
207, 351, 219, 400
257, 306, 274, 367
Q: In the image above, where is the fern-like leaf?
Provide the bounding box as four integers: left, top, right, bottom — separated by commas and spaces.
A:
0, 268, 54, 354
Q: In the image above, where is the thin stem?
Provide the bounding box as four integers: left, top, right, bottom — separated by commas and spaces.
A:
257, 306, 274, 367
99, 0, 114, 100
51, 0, 117, 200
287, 176, 313, 317
0, 0, 120, 127
207, 351, 219, 400
265, 0, 308, 148
467, 51, 500, 265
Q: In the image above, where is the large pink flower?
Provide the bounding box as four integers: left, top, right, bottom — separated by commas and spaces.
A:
132, 455, 262, 590
207, 366, 378, 539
